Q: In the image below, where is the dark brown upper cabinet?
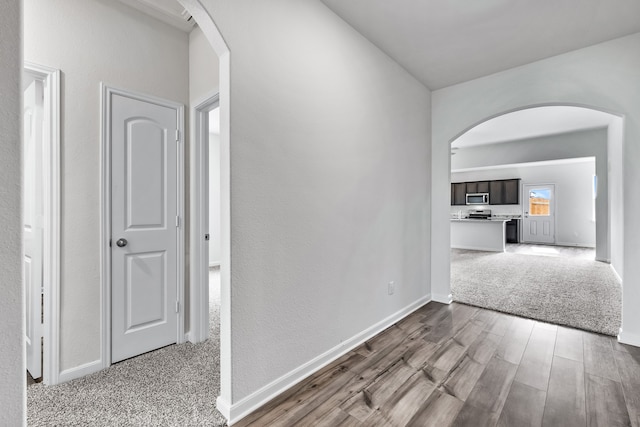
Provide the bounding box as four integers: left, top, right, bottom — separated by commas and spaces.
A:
451, 179, 519, 206
503, 179, 519, 204
489, 181, 504, 205
452, 182, 467, 205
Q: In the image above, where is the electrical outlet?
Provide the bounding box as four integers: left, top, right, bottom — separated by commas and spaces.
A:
388, 281, 395, 295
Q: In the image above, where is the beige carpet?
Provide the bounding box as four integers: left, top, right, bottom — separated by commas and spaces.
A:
27, 269, 226, 426
451, 249, 621, 336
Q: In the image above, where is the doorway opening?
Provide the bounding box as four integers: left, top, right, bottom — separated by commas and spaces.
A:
190, 93, 220, 343
22, 63, 60, 386
448, 105, 623, 337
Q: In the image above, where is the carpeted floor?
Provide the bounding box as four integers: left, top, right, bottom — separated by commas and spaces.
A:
27, 269, 226, 426
451, 249, 621, 336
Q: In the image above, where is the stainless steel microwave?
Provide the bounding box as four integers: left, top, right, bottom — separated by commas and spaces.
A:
466, 193, 489, 205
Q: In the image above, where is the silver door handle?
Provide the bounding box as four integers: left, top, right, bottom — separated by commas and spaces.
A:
116, 238, 128, 247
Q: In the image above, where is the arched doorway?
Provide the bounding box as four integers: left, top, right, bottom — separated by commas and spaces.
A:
442, 104, 624, 336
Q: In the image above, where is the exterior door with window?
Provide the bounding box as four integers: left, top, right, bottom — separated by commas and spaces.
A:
522, 184, 555, 244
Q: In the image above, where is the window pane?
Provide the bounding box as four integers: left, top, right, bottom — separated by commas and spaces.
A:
529, 189, 550, 216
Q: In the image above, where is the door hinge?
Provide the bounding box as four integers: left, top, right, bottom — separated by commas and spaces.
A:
175, 301, 180, 313
176, 216, 180, 228
109, 239, 112, 247
176, 129, 180, 142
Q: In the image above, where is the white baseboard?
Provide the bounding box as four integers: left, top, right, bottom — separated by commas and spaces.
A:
618, 329, 640, 348
221, 295, 432, 425
58, 360, 102, 384
431, 293, 453, 304
555, 242, 596, 248
216, 396, 231, 421
610, 265, 622, 284
451, 245, 503, 252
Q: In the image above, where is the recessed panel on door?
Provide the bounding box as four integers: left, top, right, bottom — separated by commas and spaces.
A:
126, 119, 166, 230
125, 251, 166, 332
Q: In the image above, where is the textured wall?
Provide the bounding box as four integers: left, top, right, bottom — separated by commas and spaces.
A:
198, 0, 432, 408
189, 26, 219, 103
24, 0, 189, 372
0, 0, 25, 424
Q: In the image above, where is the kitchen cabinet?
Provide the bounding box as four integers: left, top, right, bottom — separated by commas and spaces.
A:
489, 181, 504, 205
477, 181, 489, 193
466, 182, 477, 193
451, 179, 519, 206
489, 179, 519, 205
452, 183, 467, 205
503, 179, 519, 204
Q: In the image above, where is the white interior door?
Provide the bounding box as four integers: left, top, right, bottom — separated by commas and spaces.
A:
522, 184, 555, 244
23, 80, 44, 379
111, 92, 180, 363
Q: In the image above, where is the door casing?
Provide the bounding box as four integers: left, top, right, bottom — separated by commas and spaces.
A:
190, 92, 219, 344
100, 84, 185, 369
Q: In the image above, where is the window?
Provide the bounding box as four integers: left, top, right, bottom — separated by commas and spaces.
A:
529, 188, 550, 216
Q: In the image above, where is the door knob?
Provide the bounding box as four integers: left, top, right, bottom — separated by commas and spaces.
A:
116, 238, 128, 247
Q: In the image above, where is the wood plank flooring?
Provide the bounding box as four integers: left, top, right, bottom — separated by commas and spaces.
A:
235, 302, 640, 427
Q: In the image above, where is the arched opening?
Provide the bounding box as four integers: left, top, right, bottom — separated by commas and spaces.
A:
174, 0, 232, 420
447, 104, 624, 336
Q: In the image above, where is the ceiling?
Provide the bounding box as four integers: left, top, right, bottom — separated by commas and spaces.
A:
452, 106, 616, 148
118, 0, 194, 32
320, 0, 640, 90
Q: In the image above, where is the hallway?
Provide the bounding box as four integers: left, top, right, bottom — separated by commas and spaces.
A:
26, 269, 225, 426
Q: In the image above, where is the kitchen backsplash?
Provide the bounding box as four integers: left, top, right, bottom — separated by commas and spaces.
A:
450, 204, 522, 219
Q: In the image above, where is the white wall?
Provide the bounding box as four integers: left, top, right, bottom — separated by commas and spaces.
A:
189, 25, 219, 102
209, 110, 221, 265
198, 0, 431, 416
0, 0, 25, 423
24, 0, 189, 372
452, 159, 597, 247
451, 128, 607, 170
432, 32, 640, 347
452, 128, 609, 259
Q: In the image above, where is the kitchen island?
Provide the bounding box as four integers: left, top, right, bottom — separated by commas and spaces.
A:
451, 219, 509, 252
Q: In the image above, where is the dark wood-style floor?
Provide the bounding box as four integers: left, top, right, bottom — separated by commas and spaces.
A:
236, 302, 640, 427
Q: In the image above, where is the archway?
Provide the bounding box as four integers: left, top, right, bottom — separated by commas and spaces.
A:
435, 103, 624, 337
176, 0, 233, 420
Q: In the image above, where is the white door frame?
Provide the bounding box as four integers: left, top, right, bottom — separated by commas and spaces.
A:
100, 84, 185, 368
23, 62, 61, 385
189, 92, 219, 343
522, 183, 557, 244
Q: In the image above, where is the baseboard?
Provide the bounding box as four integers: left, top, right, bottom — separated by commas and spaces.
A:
610, 265, 622, 284
222, 294, 432, 425
58, 359, 102, 384
555, 242, 596, 248
618, 329, 640, 348
451, 245, 503, 252
431, 293, 453, 304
